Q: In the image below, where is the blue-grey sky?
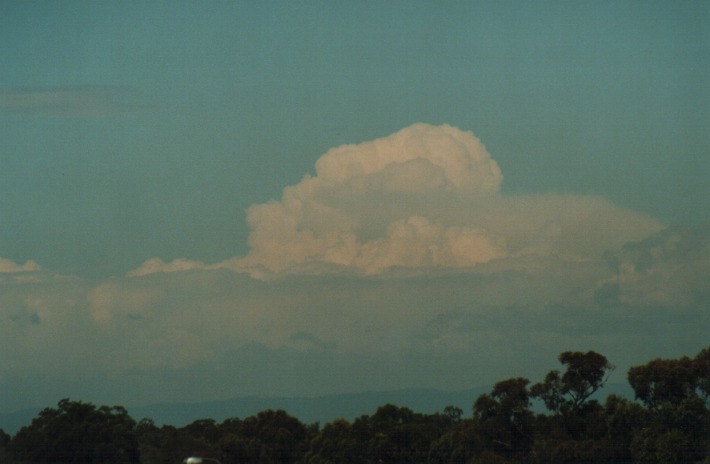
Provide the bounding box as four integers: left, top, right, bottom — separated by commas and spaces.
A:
1, 2, 708, 413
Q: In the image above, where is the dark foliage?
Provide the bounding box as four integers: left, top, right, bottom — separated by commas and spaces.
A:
4, 347, 709, 464
7, 398, 139, 464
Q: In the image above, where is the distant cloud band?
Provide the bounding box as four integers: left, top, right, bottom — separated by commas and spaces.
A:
0, 86, 145, 117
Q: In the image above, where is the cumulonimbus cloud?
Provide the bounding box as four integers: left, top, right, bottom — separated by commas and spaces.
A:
0, 125, 703, 410
132, 123, 663, 278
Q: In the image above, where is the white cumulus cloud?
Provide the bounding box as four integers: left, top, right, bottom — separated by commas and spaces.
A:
210, 123, 662, 277
129, 123, 662, 278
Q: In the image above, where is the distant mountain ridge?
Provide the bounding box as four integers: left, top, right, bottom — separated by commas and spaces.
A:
0, 387, 486, 435
0, 383, 635, 435
129, 387, 492, 428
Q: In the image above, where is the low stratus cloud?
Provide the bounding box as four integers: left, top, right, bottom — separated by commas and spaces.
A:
3, 226, 708, 409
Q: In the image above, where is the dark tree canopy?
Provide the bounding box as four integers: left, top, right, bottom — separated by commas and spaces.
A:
8, 398, 139, 464
531, 350, 613, 413
473, 378, 534, 458
693, 347, 710, 405
628, 354, 700, 409
2, 348, 708, 464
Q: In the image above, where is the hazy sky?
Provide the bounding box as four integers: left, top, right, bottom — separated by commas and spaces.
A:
1, 2, 709, 413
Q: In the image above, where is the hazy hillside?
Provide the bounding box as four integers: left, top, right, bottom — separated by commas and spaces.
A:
0, 383, 635, 435
129, 387, 492, 427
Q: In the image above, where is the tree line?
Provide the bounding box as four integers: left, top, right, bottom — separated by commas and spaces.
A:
1, 347, 708, 464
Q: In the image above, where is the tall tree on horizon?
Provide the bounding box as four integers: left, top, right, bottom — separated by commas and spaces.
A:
8, 399, 139, 464
531, 350, 614, 414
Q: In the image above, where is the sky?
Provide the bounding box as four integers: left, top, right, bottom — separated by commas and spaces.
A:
1, 1, 709, 413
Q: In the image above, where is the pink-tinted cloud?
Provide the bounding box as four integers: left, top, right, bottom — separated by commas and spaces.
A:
209, 123, 662, 277
127, 257, 206, 277
0, 258, 40, 273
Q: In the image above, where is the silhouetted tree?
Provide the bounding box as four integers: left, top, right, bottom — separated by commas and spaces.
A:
601, 394, 649, 463
694, 347, 710, 406
473, 377, 534, 460
531, 350, 613, 414
628, 356, 697, 409
8, 398, 139, 464
219, 409, 308, 464
427, 418, 481, 464
5, 346, 708, 464
627, 347, 710, 463
0, 428, 10, 463
348, 404, 441, 464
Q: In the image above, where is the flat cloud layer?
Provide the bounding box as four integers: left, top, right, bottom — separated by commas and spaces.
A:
0, 86, 144, 117
3, 124, 707, 412
3, 225, 708, 410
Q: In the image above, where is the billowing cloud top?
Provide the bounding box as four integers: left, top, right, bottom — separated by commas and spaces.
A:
221, 123, 661, 277
131, 123, 663, 278
312, 123, 503, 194
231, 124, 506, 275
